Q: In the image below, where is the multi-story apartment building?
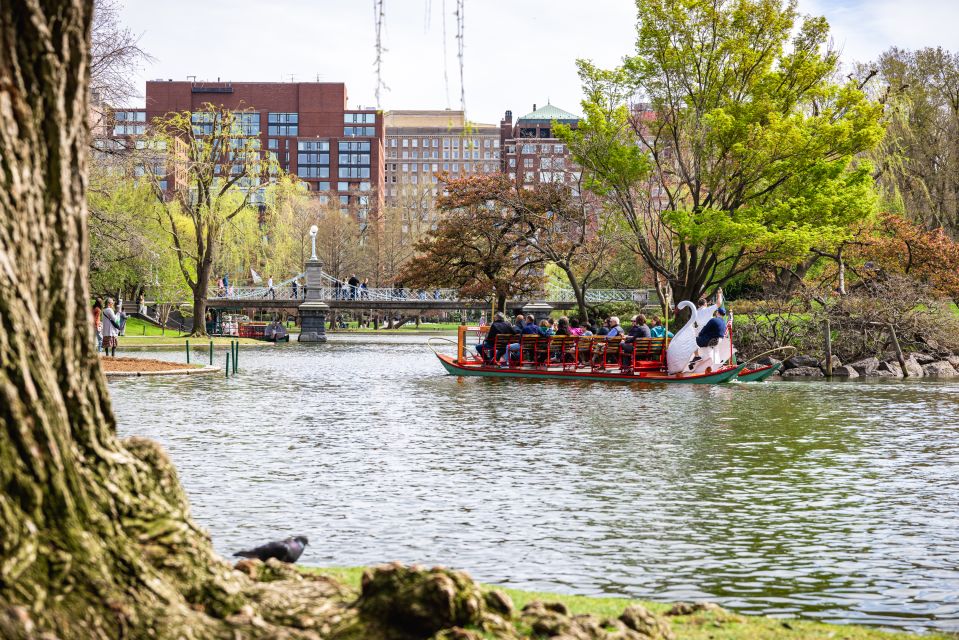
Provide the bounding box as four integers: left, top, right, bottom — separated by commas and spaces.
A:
137, 80, 384, 222
384, 110, 500, 228
500, 103, 580, 187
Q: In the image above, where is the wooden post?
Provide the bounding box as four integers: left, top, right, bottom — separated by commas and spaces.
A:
185, 339, 190, 364
889, 323, 908, 377
457, 325, 466, 362
823, 318, 833, 376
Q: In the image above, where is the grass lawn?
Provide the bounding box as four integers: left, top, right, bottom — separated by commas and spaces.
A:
117, 318, 263, 347
306, 567, 947, 640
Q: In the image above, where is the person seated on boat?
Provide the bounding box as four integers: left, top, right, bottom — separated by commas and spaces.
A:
619, 315, 650, 365
690, 308, 727, 367
568, 318, 585, 337
597, 319, 610, 336
539, 319, 555, 336
605, 316, 625, 338
649, 316, 674, 338
512, 313, 526, 333
523, 316, 544, 335
478, 312, 514, 364
555, 317, 572, 336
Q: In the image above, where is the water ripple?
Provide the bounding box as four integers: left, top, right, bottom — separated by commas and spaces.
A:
110, 337, 959, 633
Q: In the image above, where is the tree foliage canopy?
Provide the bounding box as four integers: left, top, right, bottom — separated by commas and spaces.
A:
561, 0, 884, 304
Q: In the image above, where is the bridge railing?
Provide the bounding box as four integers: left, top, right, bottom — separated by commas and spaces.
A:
209, 286, 655, 305
209, 286, 463, 302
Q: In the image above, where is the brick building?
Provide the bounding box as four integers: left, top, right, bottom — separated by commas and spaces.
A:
500, 103, 580, 187
383, 109, 500, 228
141, 80, 384, 222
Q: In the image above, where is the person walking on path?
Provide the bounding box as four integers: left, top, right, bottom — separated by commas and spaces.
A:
266, 275, 276, 300
101, 297, 124, 357
347, 274, 360, 300
291, 278, 299, 300
137, 293, 147, 317
92, 298, 103, 353
360, 278, 369, 299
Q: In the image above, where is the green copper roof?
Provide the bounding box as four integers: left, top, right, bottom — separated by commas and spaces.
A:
517, 103, 579, 122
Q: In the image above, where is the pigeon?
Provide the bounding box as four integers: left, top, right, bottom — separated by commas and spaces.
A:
234, 535, 309, 563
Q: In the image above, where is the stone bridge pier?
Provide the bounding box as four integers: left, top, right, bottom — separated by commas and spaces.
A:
297, 258, 329, 342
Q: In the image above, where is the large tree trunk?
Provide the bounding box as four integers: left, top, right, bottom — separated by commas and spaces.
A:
0, 3, 348, 637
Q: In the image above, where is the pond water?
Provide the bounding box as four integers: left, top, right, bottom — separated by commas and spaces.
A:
110, 335, 959, 633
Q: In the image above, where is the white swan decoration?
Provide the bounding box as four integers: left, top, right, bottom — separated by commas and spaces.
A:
666, 300, 728, 374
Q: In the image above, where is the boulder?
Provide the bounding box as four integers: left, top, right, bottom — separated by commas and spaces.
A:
848, 357, 879, 376
904, 357, 925, 378
357, 563, 488, 637
830, 365, 859, 378
912, 352, 937, 365
784, 355, 820, 370
946, 355, 959, 369
819, 355, 842, 371
619, 604, 676, 640
922, 361, 958, 377
756, 356, 782, 367
781, 366, 824, 378
877, 361, 904, 377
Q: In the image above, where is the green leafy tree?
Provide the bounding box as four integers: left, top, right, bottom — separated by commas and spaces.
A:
865, 47, 959, 237
560, 0, 884, 305
149, 105, 271, 335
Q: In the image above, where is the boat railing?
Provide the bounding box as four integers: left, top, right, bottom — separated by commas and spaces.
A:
460, 326, 671, 373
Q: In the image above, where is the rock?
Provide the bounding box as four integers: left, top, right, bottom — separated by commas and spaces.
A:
781, 366, 824, 378
619, 604, 675, 639
666, 602, 727, 616
922, 361, 958, 377
912, 352, 936, 365
848, 357, 879, 376
877, 361, 903, 377
357, 563, 487, 637
783, 355, 820, 370
830, 365, 859, 378
946, 355, 959, 369
904, 357, 925, 378
819, 355, 842, 371
756, 356, 781, 367
484, 589, 514, 618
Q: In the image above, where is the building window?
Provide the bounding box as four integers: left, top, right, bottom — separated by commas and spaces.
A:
509, 158, 516, 168
524, 158, 533, 168
360, 182, 371, 191
391, 138, 397, 147
344, 112, 376, 124
402, 139, 409, 147
338, 182, 349, 191
401, 164, 408, 172
412, 139, 418, 147
267, 113, 297, 136
268, 139, 278, 150
554, 144, 564, 153
296, 139, 329, 179
343, 127, 375, 136
112, 110, 147, 135
432, 138, 439, 147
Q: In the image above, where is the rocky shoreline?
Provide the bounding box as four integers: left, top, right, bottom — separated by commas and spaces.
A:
757, 352, 959, 379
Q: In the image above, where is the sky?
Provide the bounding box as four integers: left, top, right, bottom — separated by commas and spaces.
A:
121, 0, 959, 124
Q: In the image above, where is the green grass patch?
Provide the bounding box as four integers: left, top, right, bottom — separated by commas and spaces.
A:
304, 567, 945, 640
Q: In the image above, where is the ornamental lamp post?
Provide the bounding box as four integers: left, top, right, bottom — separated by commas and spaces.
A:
309, 224, 318, 261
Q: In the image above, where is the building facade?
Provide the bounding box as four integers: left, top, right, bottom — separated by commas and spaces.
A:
142, 80, 384, 222
500, 103, 580, 187
384, 110, 500, 228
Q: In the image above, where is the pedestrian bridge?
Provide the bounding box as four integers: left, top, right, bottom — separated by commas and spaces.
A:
207, 271, 653, 311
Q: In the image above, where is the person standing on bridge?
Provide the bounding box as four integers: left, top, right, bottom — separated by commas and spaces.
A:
266, 275, 276, 300
348, 274, 360, 300
361, 278, 369, 299
291, 278, 299, 300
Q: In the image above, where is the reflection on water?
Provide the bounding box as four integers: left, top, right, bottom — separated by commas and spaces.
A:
110, 336, 959, 632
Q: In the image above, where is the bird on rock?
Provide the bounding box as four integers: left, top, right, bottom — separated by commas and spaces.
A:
234, 535, 309, 563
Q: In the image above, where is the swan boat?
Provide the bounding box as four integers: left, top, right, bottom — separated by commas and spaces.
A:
431, 300, 780, 385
